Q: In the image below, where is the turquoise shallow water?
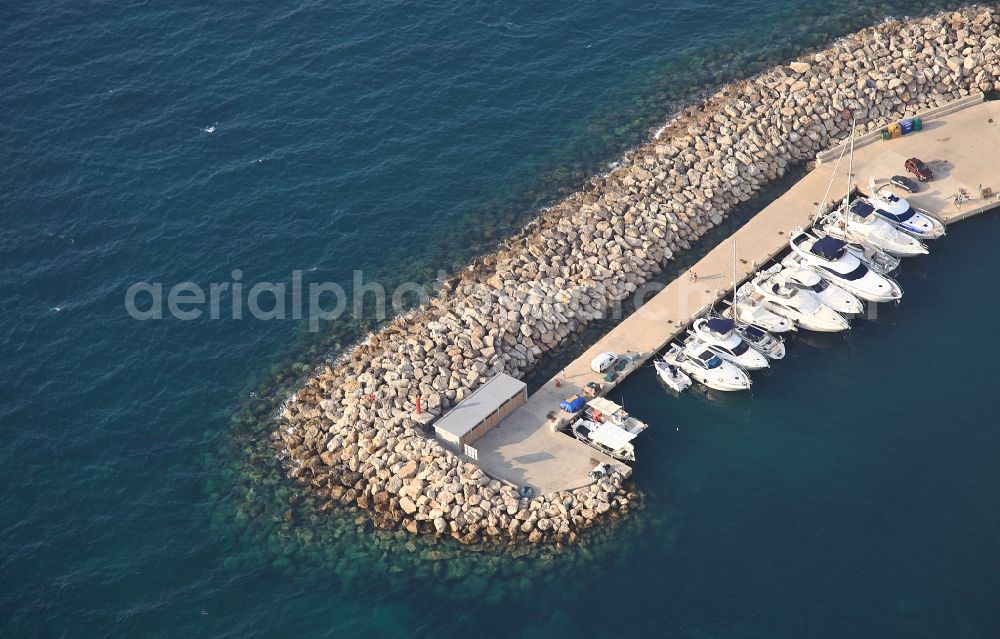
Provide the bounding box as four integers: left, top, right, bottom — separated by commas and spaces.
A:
3, 1, 998, 637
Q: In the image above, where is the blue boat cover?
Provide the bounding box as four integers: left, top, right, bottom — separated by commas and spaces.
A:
706, 317, 735, 333
560, 395, 587, 413
811, 236, 846, 260
745, 325, 765, 339
849, 199, 875, 216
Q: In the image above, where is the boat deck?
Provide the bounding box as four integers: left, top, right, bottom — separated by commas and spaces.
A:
472, 97, 1000, 494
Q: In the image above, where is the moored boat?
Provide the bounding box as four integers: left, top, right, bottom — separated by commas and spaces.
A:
664, 342, 752, 392
778, 260, 865, 315
690, 317, 770, 370
789, 230, 903, 303
570, 418, 636, 462
729, 292, 797, 333
567, 397, 651, 462
842, 238, 901, 274
654, 358, 693, 392
751, 266, 851, 332
868, 187, 946, 239
818, 198, 928, 257
584, 397, 649, 437
732, 322, 786, 360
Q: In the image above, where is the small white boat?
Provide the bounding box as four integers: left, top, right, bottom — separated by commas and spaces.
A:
654, 358, 692, 392
729, 291, 797, 334
751, 268, 850, 332
868, 187, 946, 239
690, 317, 769, 370
789, 230, 902, 303
778, 261, 865, 315
733, 322, 786, 360
819, 198, 928, 257
664, 342, 751, 392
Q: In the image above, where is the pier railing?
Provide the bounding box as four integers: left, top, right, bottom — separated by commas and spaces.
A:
816, 92, 985, 165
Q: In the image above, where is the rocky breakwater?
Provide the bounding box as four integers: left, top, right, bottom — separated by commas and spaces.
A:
275, 6, 1000, 545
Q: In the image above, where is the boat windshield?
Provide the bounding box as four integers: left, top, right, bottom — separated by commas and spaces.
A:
878, 206, 916, 222
772, 283, 793, 298
698, 351, 722, 368
811, 279, 829, 292
823, 262, 868, 281
744, 325, 766, 341
731, 341, 750, 356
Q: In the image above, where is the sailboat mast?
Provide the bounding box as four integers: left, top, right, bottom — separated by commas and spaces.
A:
732, 239, 737, 321
844, 117, 856, 226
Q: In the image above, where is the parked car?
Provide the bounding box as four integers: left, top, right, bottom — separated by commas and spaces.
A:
889, 174, 918, 193
590, 352, 619, 373
904, 157, 933, 182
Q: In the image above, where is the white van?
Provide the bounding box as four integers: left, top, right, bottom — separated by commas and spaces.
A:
590, 352, 619, 374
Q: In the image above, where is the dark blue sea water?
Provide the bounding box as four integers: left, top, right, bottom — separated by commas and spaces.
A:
2, 1, 997, 637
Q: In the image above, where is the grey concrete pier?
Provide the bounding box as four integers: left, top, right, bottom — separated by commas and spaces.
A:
473, 97, 1000, 494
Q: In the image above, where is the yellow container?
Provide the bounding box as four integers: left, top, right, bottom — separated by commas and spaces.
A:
887, 123, 903, 139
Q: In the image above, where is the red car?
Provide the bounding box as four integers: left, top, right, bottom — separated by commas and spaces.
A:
905, 157, 933, 182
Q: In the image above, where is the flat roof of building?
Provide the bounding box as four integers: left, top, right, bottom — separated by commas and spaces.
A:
433, 373, 527, 439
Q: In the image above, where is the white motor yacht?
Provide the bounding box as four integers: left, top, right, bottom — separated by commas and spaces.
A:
819, 199, 928, 257
690, 317, 769, 370
654, 358, 692, 392
664, 342, 751, 392
732, 322, 786, 360
788, 230, 903, 303
751, 269, 850, 332
869, 187, 946, 239
777, 261, 865, 315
